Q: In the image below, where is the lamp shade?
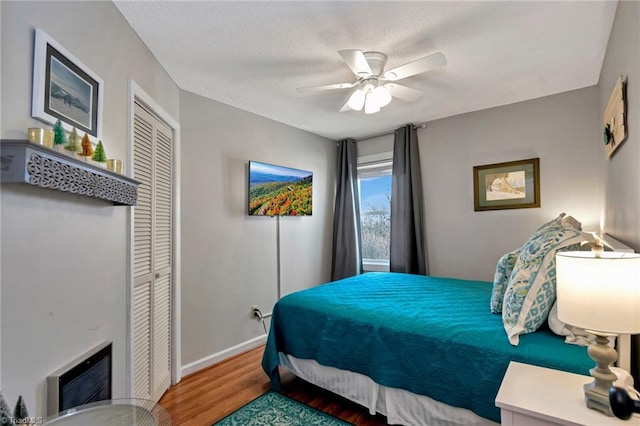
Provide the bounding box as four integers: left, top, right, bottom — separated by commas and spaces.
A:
556, 251, 640, 334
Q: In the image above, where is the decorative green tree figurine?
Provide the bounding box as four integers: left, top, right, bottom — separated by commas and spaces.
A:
52, 119, 66, 150
64, 127, 81, 155
92, 140, 107, 164
0, 391, 12, 426
12, 395, 28, 423
80, 133, 94, 161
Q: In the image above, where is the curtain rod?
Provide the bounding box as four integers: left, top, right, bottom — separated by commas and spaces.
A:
355, 122, 427, 142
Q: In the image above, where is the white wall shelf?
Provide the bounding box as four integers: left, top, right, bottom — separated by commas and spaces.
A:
1, 139, 138, 206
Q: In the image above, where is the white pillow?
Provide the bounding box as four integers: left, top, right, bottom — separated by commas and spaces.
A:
547, 302, 593, 346
548, 301, 616, 347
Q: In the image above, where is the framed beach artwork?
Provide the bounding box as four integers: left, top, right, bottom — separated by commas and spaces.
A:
473, 158, 540, 211
32, 28, 103, 140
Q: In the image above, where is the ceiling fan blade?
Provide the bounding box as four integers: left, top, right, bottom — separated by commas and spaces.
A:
339, 100, 352, 112
339, 88, 360, 112
382, 52, 447, 81
338, 49, 373, 76
296, 82, 357, 92
385, 83, 423, 102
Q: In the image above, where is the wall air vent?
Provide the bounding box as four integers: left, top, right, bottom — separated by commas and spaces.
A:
46, 341, 112, 416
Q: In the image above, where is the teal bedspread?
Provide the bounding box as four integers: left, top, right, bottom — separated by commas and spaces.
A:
261, 272, 593, 423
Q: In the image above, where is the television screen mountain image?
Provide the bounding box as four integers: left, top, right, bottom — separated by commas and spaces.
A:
249, 161, 312, 216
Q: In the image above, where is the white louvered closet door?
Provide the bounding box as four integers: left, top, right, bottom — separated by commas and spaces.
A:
133, 101, 173, 403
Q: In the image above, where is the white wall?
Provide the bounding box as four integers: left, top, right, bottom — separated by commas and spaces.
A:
421, 87, 601, 281
357, 134, 394, 159
597, 0, 640, 384
179, 90, 335, 370
355, 89, 601, 282
0, 1, 179, 415
599, 0, 640, 249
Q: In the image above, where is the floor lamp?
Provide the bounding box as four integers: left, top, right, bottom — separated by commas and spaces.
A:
556, 251, 640, 417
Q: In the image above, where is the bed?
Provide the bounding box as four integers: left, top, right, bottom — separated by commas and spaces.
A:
261, 272, 593, 425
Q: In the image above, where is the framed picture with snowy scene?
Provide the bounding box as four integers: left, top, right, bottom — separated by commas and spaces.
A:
32, 28, 103, 140
473, 158, 540, 211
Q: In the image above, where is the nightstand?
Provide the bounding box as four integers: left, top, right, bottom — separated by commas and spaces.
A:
495, 361, 634, 426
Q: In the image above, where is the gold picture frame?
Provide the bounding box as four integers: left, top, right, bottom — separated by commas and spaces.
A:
473, 158, 540, 211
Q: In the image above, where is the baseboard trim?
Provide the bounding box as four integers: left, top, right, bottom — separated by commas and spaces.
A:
181, 334, 267, 378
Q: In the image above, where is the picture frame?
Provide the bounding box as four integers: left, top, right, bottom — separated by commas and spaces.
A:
32, 28, 103, 140
602, 75, 627, 158
473, 158, 540, 211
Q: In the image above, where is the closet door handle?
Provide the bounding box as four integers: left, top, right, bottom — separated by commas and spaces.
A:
155, 272, 160, 279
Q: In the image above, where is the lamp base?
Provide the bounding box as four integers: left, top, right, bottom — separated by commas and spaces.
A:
583, 332, 618, 417
584, 381, 614, 416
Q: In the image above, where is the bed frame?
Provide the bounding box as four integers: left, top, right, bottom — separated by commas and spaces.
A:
266, 232, 634, 425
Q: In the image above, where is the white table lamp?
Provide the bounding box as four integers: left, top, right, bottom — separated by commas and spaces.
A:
556, 251, 640, 416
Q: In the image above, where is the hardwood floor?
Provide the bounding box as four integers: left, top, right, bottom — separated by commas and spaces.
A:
159, 345, 388, 425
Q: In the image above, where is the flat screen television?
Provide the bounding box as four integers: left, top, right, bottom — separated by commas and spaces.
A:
248, 161, 312, 216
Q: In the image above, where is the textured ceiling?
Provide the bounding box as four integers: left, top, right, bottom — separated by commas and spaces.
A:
114, 1, 617, 140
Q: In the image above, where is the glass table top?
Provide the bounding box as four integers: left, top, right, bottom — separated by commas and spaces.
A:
43, 399, 171, 426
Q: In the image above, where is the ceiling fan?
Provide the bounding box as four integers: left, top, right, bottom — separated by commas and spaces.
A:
297, 49, 447, 114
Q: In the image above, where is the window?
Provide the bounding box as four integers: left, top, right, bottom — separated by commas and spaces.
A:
358, 160, 392, 271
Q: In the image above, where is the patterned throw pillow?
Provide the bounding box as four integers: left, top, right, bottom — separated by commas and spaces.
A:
502, 214, 585, 345
490, 248, 520, 314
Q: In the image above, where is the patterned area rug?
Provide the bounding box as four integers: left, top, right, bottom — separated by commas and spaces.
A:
213, 391, 352, 425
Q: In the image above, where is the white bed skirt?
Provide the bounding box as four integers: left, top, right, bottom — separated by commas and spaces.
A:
279, 353, 499, 426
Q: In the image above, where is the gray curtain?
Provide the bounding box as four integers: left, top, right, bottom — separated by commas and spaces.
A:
390, 125, 428, 275
331, 138, 362, 280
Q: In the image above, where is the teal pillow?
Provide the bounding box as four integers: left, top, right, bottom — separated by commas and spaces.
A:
502, 214, 585, 345
490, 248, 520, 314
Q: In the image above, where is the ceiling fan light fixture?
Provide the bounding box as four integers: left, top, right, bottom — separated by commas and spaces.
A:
364, 94, 381, 114
347, 89, 366, 111
372, 85, 392, 108
301, 49, 444, 114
